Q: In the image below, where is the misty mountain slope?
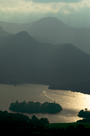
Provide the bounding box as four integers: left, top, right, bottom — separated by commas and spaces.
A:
0, 17, 90, 54
34, 36, 58, 44
0, 31, 56, 62
0, 32, 39, 83
0, 31, 90, 87
45, 43, 90, 83
26, 17, 90, 54
0, 26, 12, 37
0, 21, 34, 34
67, 27, 90, 52
10, 31, 55, 59
27, 17, 70, 42
0, 31, 53, 60
0, 31, 55, 83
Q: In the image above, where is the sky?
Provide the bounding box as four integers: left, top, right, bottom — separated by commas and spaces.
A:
0, 0, 90, 27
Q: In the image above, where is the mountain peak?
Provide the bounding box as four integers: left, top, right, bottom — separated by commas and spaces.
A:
13, 31, 33, 41
12, 31, 39, 46
39, 17, 61, 21
39, 16, 59, 21
36, 17, 69, 28
15, 31, 30, 37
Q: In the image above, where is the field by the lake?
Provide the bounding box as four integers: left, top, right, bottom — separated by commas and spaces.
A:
47, 123, 90, 129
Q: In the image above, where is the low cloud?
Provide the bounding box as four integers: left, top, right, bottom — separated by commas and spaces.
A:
0, 0, 90, 27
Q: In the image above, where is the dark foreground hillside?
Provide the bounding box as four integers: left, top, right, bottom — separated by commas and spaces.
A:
1, 124, 90, 136
0, 108, 90, 136
1, 110, 90, 136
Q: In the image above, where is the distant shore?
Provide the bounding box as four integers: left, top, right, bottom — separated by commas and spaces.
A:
48, 82, 90, 94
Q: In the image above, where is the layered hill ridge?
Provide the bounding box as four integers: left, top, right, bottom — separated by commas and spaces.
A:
0, 17, 90, 54
27, 17, 90, 54
0, 31, 90, 91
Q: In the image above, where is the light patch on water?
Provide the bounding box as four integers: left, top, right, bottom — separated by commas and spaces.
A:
0, 83, 89, 123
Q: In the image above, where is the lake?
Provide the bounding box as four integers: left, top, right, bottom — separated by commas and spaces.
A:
0, 83, 90, 123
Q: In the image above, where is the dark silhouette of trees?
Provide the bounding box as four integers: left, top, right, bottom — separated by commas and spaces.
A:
78, 109, 90, 119
0, 110, 30, 128
0, 110, 90, 136
77, 109, 90, 122
40, 118, 49, 124
9, 101, 62, 114
0, 110, 49, 131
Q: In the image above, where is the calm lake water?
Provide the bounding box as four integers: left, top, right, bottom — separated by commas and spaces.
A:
0, 83, 90, 123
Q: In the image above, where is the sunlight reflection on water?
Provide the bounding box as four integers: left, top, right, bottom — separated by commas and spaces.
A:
44, 90, 90, 111
0, 83, 89, 123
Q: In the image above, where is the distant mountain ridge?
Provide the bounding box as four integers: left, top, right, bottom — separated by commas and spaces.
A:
0, 17, 90, 54
27, 17, 90, 54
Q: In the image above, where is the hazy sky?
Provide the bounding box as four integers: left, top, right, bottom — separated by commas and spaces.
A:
0, 0, 90, 27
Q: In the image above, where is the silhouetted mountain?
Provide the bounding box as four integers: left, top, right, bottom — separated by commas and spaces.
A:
0, 31, 90, 95
12, 31, 35, 45
0, 31, 54, 84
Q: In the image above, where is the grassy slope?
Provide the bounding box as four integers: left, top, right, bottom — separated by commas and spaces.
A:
47, 123, 90, 129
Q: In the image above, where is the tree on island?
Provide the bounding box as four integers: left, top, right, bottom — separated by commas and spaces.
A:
9, 101, 62, 114
77, 108, 90, 122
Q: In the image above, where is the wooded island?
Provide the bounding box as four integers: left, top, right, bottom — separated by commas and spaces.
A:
9, 101, 62, 114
